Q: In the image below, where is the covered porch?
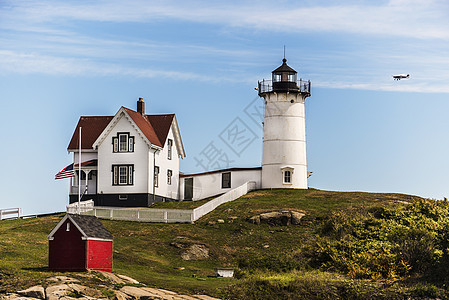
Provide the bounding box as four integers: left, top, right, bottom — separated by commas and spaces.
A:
69, 159, 97, 202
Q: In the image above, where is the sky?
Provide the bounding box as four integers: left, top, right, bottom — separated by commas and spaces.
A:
1, 0, 449, 215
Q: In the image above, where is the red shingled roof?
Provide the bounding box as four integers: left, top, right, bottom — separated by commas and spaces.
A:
123, 107, 163, 147
67, 108, 174, 151
68, 116, 113, 150
147, 114, 175, 147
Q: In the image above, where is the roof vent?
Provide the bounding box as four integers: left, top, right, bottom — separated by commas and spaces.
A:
137, 98, 145, 115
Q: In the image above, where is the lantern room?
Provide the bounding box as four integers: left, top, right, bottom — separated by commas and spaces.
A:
258, 58, 311, 97
272, 58, 299, 92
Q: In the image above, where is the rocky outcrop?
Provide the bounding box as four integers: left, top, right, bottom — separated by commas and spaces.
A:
248, 210, 305, 226
95, 270, 127, 284
0, 272, 220, 300
170, 237, 210, 260
181, 244, 210, 260
16, 286, 45, 299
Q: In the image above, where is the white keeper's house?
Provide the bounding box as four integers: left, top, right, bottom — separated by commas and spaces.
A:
65, 58, 311, 207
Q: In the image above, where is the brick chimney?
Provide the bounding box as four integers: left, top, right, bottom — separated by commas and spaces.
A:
137, 97, 145, 115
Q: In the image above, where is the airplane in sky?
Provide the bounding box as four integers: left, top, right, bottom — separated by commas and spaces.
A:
393, 74, 410, 80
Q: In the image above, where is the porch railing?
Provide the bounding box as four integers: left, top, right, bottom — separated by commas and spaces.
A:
67, 200, 95, 214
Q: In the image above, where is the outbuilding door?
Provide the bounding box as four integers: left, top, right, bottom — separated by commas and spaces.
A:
184, 178, 193, 200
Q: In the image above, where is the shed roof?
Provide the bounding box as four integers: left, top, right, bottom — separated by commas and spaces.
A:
180, 167, 262, 178
48, 214, 113, 241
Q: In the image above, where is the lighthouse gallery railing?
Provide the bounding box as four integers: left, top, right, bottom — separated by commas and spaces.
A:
258, 79, 311, 95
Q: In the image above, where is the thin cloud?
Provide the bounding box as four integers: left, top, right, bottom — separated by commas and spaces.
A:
315, 80, 449, 94
2, 0, 449, 39
2, 1, 449, 93
0, 50, 233, 83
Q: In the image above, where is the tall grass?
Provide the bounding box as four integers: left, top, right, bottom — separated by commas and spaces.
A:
1, 190, 449, 298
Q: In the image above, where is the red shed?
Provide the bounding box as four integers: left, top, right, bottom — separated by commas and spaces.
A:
48, 214, 113, 272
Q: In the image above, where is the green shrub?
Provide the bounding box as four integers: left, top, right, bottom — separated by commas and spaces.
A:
409, 283, 442, 298
305, 200, 449, 280
223, 271, 408, 300
390, 227, 436, 273
238, 253, 305, 273
101, 289, 116, 299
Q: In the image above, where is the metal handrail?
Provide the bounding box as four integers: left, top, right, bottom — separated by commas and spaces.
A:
258, 79, 311, 95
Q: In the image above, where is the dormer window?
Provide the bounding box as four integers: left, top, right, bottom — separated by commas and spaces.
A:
113, 133, 134, 153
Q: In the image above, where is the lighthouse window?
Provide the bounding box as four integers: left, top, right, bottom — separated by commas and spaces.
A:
281, 72, 288, 81
288, 73, 296, 82
284, 170, 291, 184
273, 74, 281, 82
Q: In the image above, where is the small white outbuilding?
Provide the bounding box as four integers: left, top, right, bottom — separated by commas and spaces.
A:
214, 268, 235, 278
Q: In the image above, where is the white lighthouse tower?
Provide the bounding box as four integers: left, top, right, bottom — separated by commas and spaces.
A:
258, 58, 311, 189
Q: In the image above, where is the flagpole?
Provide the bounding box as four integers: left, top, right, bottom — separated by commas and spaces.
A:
78, 127, 82, 215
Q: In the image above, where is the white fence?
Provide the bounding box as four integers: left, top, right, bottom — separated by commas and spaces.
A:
67, 200, 94, 214
83, 207, 194, 223
75, 181, 256, 223
192, 181, 256, 221
0, 208, 22, 220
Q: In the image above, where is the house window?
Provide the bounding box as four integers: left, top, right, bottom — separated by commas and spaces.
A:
284, 170, 291, 184
112, 165, 134, 185
222, 172, 231, 189
119, 166, 127, 184
112, 133, 134, 153
66, 223, 70, 231
119, 134, 127, 151
154, 166, 159, 187
167, 139, 173, 160
167, 169, 172, 185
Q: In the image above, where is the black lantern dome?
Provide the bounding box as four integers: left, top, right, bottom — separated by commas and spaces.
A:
271, 58, 299, 92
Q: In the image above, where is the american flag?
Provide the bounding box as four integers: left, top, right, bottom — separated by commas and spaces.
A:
55, 163, 75, 179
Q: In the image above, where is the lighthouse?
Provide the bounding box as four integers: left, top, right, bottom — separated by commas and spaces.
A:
258, 58, 311, 189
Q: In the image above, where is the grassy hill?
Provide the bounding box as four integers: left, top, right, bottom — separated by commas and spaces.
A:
2, 189, 449, 299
